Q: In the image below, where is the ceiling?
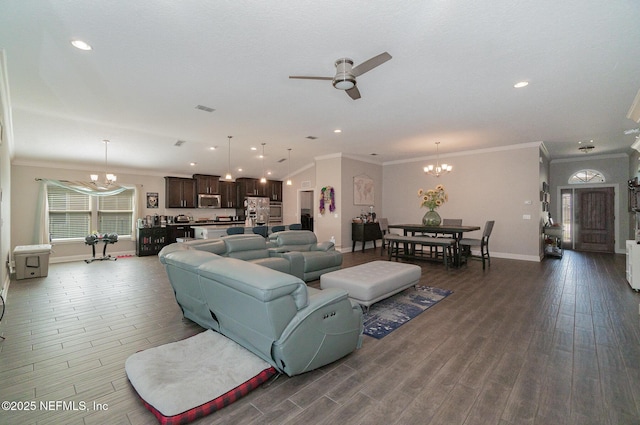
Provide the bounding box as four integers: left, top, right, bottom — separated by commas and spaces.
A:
2, 1, 640, 181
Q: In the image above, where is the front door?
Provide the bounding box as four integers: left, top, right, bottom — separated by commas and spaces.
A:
574, 187, 614, 252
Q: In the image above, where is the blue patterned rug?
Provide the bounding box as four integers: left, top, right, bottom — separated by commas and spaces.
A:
363, 285, 453, 339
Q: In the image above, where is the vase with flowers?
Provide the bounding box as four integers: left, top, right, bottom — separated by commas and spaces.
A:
418, 184, 448, 226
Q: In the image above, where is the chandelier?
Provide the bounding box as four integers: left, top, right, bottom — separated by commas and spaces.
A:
286, 148, 292, 186
424, 141, 452, 177
91, 140, 117, 186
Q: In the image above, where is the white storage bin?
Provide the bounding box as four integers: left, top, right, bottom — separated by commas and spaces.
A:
13, 244, 52, 280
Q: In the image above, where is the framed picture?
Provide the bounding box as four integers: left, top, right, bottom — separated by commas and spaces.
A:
353, 174, 374, 205
147, 192, 159, 208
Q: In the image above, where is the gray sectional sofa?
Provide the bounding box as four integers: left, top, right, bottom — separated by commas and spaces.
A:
268, 230, 343, 281
158, 242, 363, 376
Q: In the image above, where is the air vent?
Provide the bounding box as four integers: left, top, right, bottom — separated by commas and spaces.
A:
175, 140, 186, 147
306, 136, 318, 140
195, 105, 215, 113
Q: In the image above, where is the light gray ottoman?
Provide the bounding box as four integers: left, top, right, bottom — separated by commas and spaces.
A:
320, 261, 421, 310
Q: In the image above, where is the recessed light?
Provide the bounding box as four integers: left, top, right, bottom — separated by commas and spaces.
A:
250, 147, 257, 151
190, 162, 197, 166
71, 40, 92, 51
209, 146, 217, 150
334, 129, 342, 133
514, 81, 529, 88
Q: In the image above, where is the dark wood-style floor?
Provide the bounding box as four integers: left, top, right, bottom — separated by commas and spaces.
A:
1, 248, 639, 424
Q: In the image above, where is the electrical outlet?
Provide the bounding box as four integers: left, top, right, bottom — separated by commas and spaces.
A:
523, 214, 531, 220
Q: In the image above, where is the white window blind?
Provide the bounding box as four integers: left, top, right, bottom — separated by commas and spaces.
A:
48, 186, 135, 240
48, 186, 91, 239
98, 189, 134, 236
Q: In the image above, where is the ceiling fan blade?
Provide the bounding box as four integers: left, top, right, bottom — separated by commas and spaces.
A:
289, 76, 333, 80
346, 86, 361, 100
352, 52, 392, 77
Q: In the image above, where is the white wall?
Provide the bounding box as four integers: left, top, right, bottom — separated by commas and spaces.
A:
0, 51, 12, 297
382, 143, 543, 261
314, 155, 342, 246
14, 142, 624, 263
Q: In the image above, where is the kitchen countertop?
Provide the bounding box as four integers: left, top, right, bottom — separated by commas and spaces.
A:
174, 220, 245, 226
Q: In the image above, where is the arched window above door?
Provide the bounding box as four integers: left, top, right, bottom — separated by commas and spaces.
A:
568, 169, 605, 184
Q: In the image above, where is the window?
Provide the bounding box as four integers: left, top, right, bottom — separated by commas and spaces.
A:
98, 190, 134, 235
568, 169, 605, 184
48, 186, 135, 240
48, 186, 91, 239
561, 190, 572, 243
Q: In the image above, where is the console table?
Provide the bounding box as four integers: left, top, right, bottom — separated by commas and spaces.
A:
351, 222, 382, 252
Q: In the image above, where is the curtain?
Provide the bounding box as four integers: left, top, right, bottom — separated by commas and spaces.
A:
36, 179, 136, 242
37, 179, 128, 197
34, 180, 50, 244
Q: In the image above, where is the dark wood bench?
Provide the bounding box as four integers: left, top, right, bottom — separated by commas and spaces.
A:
384, 234, 456, 269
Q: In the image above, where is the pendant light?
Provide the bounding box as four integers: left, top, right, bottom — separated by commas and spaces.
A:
260, 143, 267, 183
286, 148, 292, 186
225, 136, 232, 180
424, 141, 452, 177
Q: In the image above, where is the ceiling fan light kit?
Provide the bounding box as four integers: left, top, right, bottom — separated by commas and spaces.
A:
289, 52, 392, 100
332, 58, 356, 90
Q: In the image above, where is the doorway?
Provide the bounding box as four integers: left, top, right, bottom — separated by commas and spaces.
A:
561, 186, 615, 252
299, 190, 314, 231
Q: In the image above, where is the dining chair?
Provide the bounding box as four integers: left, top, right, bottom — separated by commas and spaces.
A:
252, 225, 268, 238
288, 223, 302, 230
433, 218, 462, 258
226, 227, 244, 235
271, 225, 285, 233
459, 220, 495, 270
378, 218, 389, 255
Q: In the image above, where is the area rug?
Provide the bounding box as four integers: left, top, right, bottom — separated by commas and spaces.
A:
363, 285, 453, 339
125, 330, 277, 425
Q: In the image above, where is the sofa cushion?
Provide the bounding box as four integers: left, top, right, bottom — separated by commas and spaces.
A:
249, 257, 291, 275
197, 257, 308, 310
301, 250, 342, 272
224, 235, 270, 260
273, 230, 318, 252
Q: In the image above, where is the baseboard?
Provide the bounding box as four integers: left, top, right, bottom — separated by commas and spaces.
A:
49, 250, 137, 264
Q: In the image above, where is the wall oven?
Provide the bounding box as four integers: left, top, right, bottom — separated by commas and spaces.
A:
269, 202, 283, 223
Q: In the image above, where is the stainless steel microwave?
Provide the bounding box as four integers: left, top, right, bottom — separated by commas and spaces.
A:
198, 194, 221, 208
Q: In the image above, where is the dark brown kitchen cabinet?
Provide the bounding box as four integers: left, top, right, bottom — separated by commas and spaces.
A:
219, 181, 238, 208
193, 174, 220, 194
167, 225, 193, 243
165, 177, 196, 208
268, 180, 283, 201
237, 178, 268, 197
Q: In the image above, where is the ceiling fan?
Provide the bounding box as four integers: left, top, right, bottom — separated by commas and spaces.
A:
289, 52, 392, 100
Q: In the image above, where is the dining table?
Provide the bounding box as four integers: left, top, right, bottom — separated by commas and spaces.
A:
387, 223, 481, 267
